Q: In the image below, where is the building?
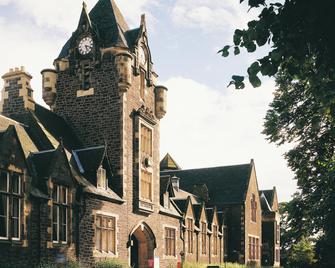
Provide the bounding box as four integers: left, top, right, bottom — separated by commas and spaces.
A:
0, 0, 279, 267
259, 188, 281, 267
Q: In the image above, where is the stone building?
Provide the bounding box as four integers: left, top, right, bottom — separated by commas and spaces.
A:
0, 0, 279, 267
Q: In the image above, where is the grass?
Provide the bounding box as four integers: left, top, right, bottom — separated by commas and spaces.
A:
183, 262, 275, 268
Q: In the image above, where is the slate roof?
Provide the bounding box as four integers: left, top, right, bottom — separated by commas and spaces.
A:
173, 199, 188, 214
11, 104, 82, 151
161, 162, 253, 206
260, 189, 274, 207
58, 0, 143, 59
259, 192, 272, 212
0, 115, 38, 157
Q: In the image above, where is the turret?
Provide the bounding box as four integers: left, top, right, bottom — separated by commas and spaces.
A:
115, 50, 133, 94
154, 85, 167, 119
41, 69, 57, 109
0, 66, 35, 115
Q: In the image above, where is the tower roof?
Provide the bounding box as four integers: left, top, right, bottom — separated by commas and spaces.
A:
160, 153, 181, 171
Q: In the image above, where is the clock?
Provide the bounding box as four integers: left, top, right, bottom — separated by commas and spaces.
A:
139, 46, 146, 65
78, 36, 93, 55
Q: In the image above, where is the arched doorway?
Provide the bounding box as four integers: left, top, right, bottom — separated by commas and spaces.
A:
129, 222, 156, 268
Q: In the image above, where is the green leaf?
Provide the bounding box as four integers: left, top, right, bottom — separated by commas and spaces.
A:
218, 45, 230, 57
234, 46, 240, 55
246, 42, 257, 52
230, 75, 245, 89
247, 62, 261, 76
232, 75, 244, 83
249, 75, 262, 87
233, 29, 243, 46
270, 50, 281, 62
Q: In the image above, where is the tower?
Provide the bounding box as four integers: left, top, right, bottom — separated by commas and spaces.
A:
42, 0, 167, 213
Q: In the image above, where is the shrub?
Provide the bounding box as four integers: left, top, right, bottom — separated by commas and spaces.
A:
95, 259, 129, 268
36, 261, 81, 268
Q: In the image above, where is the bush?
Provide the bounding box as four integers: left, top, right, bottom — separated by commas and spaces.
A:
95, 259, 129, 268
36, 262, 81, 268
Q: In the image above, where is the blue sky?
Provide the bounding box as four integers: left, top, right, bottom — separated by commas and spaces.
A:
0, 0, 296, 201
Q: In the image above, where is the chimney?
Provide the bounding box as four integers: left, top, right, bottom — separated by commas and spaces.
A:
0, 66, 35, 116
171, 175, 180, 191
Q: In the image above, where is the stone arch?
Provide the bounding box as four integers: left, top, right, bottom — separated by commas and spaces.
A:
129, 222, 156, 268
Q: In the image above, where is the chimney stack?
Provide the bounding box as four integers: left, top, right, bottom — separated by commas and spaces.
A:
0, 66, 35, 116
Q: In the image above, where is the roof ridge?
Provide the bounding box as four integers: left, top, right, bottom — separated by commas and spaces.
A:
161, 163, 250, 173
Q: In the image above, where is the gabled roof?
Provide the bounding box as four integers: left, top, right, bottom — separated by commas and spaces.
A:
0, 115, 38, 157
11, 104, 82, 151
259, 192, 272, 212
160, 153, 181, 171
72, 145, 113, 185
161, 161, 253, 206
260, 189, 274, 207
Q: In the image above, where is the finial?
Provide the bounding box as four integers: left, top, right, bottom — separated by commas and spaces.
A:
82, 1, 87, 9
141, 14, 146, 27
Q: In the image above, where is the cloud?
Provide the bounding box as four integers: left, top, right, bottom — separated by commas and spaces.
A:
171, 0, 259, 33
1, 0, 157, 34
160, 76, 296, 201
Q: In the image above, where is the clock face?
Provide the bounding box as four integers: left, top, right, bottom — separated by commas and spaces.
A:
139, 46, 146, 65
78, 36, 93, 55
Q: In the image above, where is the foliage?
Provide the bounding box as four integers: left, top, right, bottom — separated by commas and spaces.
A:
95, 259, 129, 268
288, 237, 316, 268
221, 1, 335, 266
36, 262, 81, 268
182, 262, 272, 268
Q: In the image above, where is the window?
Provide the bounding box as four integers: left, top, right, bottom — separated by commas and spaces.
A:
140, 171, 152, 201
248, 236, 259, 260
165, 227, 176, 256
140, 124, 152, 157
275, 248, 280, 262
213, 225, 218, 255
251, 194, 257, 222
140, 69, 146, 99
52, 185, 68, 243
276, 222, 280, 243
186, 218, 193, 254
0, 170, 22, 240
95, 214, 116, 254
201, 222, 207, 254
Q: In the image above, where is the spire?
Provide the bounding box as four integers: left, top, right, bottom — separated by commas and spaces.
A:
160, 153, 181, 171
78, 1, 92, 30
89, 0, 129, 47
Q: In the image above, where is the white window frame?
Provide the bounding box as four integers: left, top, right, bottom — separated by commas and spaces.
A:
52, 185, 68, 244
0, 171, 9, 240
11, 173, 21, 241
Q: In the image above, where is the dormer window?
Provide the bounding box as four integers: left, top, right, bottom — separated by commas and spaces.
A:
97, 166, 107, 190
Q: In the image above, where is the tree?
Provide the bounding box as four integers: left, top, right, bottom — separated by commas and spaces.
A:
288, 236, 316, 268
220, 0, 335, 266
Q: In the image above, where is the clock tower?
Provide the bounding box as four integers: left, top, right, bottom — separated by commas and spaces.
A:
41, 0, 167, 212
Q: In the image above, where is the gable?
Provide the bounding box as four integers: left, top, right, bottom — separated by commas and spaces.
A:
0, 125, 27, 171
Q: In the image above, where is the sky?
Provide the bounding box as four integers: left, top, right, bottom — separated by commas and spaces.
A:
0, 0, 296, 202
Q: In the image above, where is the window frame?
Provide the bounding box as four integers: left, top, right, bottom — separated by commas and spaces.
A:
213, 224, 218, 256
251, 193, 257, 223
186, 218, 194, 254
52, 184, 68, 244
95, 213, 117, 254
201, 222, 207, 255
164, 227, 176, 257
248, 235, 260, 261
139, 121, 154, 203
0, 170, 22, 241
